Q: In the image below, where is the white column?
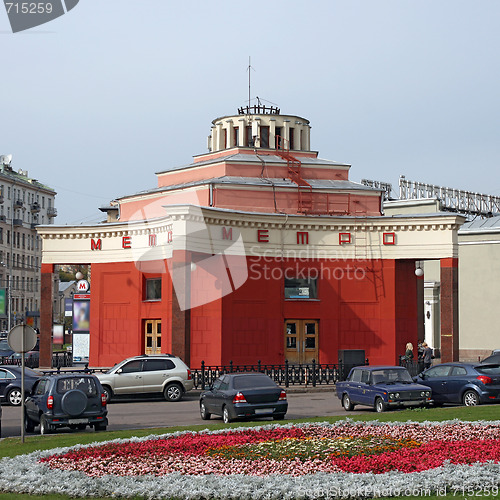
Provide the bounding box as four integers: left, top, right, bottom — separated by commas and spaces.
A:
283, 120, 290, 150
269, 119, 276, 149
238, 118, 246, 147
226, 120, 234, 148
304, 125, 311, 151
296, 122, 302, 151
216, 122, 224, 151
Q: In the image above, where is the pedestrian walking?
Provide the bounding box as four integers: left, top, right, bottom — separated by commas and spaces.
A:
422, 342, 433, 370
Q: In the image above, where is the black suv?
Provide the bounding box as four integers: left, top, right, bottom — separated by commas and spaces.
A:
24, 373, 108, 434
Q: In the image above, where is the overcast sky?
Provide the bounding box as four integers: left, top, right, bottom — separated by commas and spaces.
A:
2, 1, 499, 225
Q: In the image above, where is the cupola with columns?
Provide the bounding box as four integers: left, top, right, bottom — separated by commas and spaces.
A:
208, 105, 311, 152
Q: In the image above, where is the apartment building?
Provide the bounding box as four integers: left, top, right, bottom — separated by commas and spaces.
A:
0, 157, 57, 330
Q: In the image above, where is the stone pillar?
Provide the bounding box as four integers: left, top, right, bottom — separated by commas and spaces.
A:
170, 250, 191, 365
269, 119, 276, 149
40, 263, 54, 368
283, 120, 290, 149
440, 258, 459, 362
238, 118, 246, 146
216, 122, 224, 151
304, 125, 311, 151
226, 121, 234, 148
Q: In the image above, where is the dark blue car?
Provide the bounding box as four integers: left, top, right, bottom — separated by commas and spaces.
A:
336, 365, 432, 412
413, 362, 500, 406
0, 365, 41, 406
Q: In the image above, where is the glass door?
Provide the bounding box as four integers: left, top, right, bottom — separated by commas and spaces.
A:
284, 319, 318, 364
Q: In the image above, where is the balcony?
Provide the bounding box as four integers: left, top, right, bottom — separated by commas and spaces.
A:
0, 215, 5, 223
14, 199, 23, 209
31, 222, 38, 229
13, 218, 23, 226
31, 202, 41, 213
47, 207, 57, 218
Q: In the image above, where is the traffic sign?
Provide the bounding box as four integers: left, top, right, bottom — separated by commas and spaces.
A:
8, 324, 37, 353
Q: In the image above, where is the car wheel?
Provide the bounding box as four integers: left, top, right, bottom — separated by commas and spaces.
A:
24, 413, 35, 433
342, 394, 354, 411
40, 415, 52, 435
7, 388, 23, 406
222, 406, 232, 424
164, 383, 183, 402
375, 397, 386, 413
102, 386, 113, 403
94, 423, 107, 431
200, 401, 211, 420
273, 414, 285, 421
463, 390, 480, 406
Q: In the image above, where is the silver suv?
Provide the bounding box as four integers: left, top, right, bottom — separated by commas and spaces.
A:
95, 354, 193, 402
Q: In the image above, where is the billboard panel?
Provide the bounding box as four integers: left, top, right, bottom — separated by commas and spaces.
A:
72, 300, 90, 332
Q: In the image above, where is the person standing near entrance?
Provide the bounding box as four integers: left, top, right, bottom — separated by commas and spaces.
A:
405, 343, 414, 362
403, 342, 416, 375
422, 342, 433, 370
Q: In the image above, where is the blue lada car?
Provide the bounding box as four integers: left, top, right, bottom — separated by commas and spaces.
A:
336, 365, 432, 412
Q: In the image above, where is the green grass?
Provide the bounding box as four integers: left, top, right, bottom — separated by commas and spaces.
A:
1, 405, 499, 499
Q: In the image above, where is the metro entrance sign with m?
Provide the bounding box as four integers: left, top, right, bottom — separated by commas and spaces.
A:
76, 280, 90, 293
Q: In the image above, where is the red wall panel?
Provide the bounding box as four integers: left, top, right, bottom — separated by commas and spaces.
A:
88, 256, 418, 369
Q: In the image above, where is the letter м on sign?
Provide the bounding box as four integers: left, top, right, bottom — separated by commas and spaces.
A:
91, 239, 102, 250
222, 227, 233, 240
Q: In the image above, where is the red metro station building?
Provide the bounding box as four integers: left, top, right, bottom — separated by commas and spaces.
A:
38, 105, 463, 369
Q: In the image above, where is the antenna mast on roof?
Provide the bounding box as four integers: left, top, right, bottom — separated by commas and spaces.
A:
247, 56, 255, 109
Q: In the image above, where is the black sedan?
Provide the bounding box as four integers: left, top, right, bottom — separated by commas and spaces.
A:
0, 365, 41, 406
200, 372, 288, 423
413, 362, 500, 406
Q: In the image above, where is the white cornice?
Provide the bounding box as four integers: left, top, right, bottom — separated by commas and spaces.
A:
38, 205, 465, 240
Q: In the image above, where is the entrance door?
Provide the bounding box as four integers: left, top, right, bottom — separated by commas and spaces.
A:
144, 320, 162, 354
284, 319, 318, 364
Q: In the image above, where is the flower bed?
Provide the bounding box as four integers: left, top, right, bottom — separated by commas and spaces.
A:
1, 420, 500, 498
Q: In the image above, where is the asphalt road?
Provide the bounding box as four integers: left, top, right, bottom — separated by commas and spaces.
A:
1, 389, 368, 438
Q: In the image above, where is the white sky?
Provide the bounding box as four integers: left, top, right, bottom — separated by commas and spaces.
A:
2, 0, 499, 225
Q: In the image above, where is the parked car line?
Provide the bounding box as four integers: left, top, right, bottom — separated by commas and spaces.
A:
95, 354, 193, 403
413, 362, 500, 406
200, 372, 288, 423
0, 365, 41, 406
24, 372, 108, 434
336, 366, 432, 412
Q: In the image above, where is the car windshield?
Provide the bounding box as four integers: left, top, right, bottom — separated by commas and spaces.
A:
371, 369, 413, 384
57, 377, 97, 396
475, 364, 500, 375
233, 375, 276, 389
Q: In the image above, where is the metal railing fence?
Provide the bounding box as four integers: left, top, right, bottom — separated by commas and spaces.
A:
192, 360, 351, 389
0, 352, 72, 369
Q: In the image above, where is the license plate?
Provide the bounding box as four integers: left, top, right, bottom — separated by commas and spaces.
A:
68, 418, 88, 424
254, 409, 272, 415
